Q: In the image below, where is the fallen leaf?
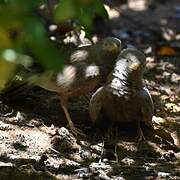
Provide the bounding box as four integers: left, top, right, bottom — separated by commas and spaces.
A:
165, 103, 180, 113
157, 46, 177, 56
154, 128, 175, 145
152, 116, 166, 125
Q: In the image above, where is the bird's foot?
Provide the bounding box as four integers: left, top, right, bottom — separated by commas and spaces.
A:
61, 103, 86, 138
135, 128, 146, 146
68, 123, 86, 138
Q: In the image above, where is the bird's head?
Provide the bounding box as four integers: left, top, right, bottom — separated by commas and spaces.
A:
107, 48, 146, 96
117, 48, 146, 74
102, 37, 121, 54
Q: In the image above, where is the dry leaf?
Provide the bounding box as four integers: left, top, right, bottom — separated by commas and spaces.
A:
154, 128, 175, 145
165, 103, 180, 113
157, 46, 177, 56
152, 116, 166, 125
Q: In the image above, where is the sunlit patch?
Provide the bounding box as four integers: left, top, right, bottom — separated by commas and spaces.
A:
76, 30, 92, 45
104, 5, 120, 19
49, 24, 58, 32
146, 56, 155, 62
92, 35, 98, 43
152, 116, 166, 125
2, 49, 17, 62
50, 36, 56, 41
111, 78, 121, 90
162, 28, 175, 41
165, 103, 180, 113
63, 32, 79, 45
57, 65, 76, 86
160, 18, 168, 26
128, 0, 148, 11
85, 64, 100, 79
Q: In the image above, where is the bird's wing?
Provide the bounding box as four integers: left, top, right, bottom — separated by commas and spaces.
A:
140, 87, 154, 126
30, 71, 59, 92
70, 47, 90, 63
89, 86, 106, 122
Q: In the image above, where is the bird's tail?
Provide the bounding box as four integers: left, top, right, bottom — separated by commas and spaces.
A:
0, 66, 40, 102
1, 78, 32, 103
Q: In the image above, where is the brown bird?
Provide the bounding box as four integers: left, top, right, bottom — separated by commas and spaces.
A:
89, 48, 153, 142
4, 37, 121, 137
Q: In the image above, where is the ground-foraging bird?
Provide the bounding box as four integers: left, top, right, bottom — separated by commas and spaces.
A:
3, 37, 121, 137
89, 48, 153, 142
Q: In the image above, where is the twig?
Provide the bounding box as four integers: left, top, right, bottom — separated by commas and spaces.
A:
3, 109, 14, 117
48, 146, 61, 154
98, 139, 105, 164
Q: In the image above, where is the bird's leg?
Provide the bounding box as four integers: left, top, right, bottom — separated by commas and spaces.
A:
135, 119, 145, 144
114, 144, 119, 163
60, 97, 85, 138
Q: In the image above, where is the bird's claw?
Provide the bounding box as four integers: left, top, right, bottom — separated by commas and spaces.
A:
68, 123, 86, 138
135, 128, 146, 146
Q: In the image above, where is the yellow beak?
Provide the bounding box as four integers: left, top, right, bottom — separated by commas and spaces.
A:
129, 62, 140, 70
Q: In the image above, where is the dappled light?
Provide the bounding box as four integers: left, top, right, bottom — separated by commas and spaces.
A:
0, 0, 179, 179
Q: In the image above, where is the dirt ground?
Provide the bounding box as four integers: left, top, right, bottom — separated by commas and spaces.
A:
0, 0, 179, 179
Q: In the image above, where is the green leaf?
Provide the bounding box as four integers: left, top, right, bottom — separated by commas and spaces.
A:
24, 18, 64, 71
0, 58, 16, 91
93, 0, 108, 18
54, 0, 76, 22
54, 0, 108, 36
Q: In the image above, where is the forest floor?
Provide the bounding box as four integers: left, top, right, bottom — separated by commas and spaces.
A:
0, 0, 179, 179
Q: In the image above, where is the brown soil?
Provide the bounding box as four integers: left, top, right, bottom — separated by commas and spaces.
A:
0, 0, 179, 179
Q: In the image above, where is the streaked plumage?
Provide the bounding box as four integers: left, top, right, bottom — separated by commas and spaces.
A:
89, 48, 153, 141
3, 37, 122, 137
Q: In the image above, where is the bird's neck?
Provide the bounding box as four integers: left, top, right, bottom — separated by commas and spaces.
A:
107, 70, 144, 97
127, 72, 143, 90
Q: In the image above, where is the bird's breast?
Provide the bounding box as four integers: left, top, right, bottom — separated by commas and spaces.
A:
103, 92, 140, 123
57, 77, 101, 98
